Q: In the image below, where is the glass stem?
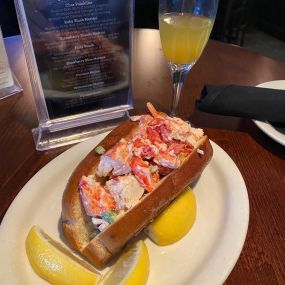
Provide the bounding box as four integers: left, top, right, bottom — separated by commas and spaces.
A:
169, 63, 192, 117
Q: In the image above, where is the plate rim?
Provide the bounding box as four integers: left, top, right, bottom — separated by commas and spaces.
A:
253, 80, 285, 146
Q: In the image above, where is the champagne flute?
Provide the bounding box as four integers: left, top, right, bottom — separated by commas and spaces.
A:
159, 0, 218, 116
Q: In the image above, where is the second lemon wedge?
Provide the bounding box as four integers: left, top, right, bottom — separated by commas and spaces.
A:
145, 187, 197, 246
100, 240, 149, 285
25, 225, 101, 285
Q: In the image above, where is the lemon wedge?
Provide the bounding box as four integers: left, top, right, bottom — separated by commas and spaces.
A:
100, 240, 149, 285
145, 187, 196, 246
25, 226, 101, 285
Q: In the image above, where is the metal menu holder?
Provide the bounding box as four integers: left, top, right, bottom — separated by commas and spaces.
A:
0, 27, 23, 100
14, 0, 133, 150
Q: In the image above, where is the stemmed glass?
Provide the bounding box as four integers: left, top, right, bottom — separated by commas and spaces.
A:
159, 0, 219, 116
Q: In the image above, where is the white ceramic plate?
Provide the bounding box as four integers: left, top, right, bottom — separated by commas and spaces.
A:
253, 80, 285, 146
0, 134, 249, 285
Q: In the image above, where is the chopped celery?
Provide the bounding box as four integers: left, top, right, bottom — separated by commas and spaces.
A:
101, 212, 116, 224
95, 145, 105, 155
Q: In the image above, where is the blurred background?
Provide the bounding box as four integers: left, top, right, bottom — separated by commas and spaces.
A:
1, 0, 285, 62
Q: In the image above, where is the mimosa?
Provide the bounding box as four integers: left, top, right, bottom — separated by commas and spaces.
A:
159, 13, 213, 64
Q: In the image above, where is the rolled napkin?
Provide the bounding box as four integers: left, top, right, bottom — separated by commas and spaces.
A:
196, 85, 285, 125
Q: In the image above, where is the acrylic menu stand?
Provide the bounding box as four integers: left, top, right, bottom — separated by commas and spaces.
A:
0, 27, 22, 100
14, 0, 133, 151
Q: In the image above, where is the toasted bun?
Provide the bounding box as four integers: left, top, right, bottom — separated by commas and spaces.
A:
61, 119, 213, 268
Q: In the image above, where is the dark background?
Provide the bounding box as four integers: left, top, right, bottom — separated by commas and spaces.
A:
1, 0, 285, 45
0, 0, 20, 36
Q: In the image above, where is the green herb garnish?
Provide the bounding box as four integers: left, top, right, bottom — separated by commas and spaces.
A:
178, 153, 185, 162
101, 212, 116, 224
150, 165, 158, 173
95, 145, 105, 155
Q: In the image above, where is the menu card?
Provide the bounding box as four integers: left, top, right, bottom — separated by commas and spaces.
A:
15, 0, 133, 150
0, 27, 22, 99
0, 28, 14, 89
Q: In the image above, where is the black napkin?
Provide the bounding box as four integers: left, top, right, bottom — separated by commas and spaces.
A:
196, 85, 285, 126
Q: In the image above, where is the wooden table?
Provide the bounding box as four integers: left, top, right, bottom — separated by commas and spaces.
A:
1, 29, 285, 284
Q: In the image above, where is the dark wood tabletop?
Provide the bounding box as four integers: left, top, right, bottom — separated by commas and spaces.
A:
1, 29, 285, 284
